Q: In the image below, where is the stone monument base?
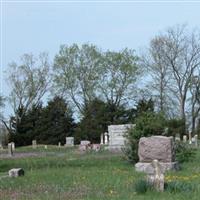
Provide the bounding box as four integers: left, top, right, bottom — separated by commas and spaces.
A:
135, 161, 179, 173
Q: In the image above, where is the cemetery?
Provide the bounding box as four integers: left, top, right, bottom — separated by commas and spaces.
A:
1, 2, 200, 200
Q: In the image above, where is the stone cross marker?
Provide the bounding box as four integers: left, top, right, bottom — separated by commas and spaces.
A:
146, 159, 164, 192
8, 143, 13, 156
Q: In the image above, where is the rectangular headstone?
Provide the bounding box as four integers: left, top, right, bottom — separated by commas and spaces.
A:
65, 137, 74, 147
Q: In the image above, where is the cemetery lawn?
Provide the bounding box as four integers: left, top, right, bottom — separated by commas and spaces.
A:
1, 146, 200, 200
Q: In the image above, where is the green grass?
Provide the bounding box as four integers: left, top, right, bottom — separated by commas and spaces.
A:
0, 146, 200, 199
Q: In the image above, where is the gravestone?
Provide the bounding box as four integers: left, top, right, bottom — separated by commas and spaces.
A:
79, 140, 91, 151
65, 137, 74, 147
8, 143, 13, 156
104, 132, 108, 145
146, 160, 164, 192
100, 134, 104, 145
92, 144, 101, 152
32, 140, 37, 149
44, 145, 47, 149
183, 135, 187, 143
175, 134, 180, 141
58, 142, 61, 147
8, 168, 24, 177
194, 134, 198, 147
11, 142, 15, 151
189, 132, 192, 144
135, 136, 179, 173
108, 124, 134, 151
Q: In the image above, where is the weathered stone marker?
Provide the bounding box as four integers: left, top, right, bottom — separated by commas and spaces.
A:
194, 134, 198, 147
44, 145, 47, 149
175, 134, 180, 141
8, 143, 13, 156
65, 137, 74, 147
32, 140, 37, 149
8, 168, 24, 177
135, 136, 179, 173
183, 135, 187, 143
100, 134, 104, 145
58, 142, 61, 147
189, 132, 192, 144
79, 140, 91, 151
146, 160, 164, 192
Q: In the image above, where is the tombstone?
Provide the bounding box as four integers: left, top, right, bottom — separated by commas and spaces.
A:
188, 132, 192, 144
104, 132, 108, 145
58, 142, 61, 148
194, 134, 198, 147
135, 136, 179, 173
8, 168, 24, 177
65, 137, 74, 147
92, 144, 101, 152
100, 134, 104, 145
0, 143, 3, 150
108, 124, 134, 151
8, 143, 13, 156
79, 140, 91, 151
146, 160, 164, 192
11, 142, 15, 151
175, 134, 180, 141
183, 135, 187, 143
44, 145, 47, 149
32, 140, 37, 149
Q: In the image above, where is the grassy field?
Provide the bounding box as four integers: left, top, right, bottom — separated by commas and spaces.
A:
0, 146, 200, 200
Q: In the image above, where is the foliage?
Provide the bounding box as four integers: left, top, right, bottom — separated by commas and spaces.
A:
75, 98, 135, 143
123, 109, 167, 163
167, 118, 186, 138
10, 96, 75, 146
174, 141, 196, 163
165, 181, 195, 193
134, 179, 152, 194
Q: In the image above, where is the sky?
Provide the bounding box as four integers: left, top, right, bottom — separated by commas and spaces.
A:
1, 0, 200, 118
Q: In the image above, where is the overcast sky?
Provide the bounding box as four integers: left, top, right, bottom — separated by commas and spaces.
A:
1, 1, 200, 117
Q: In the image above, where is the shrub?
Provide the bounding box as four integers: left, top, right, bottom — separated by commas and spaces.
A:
165, 181, 195, 193
174, 140, 196, 163
123, 112, 167, 163
134, 179, 152, 194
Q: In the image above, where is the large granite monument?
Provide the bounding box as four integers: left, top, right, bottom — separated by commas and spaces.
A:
135, 136, 179, 173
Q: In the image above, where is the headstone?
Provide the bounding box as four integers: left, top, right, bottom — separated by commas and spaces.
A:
175, 134, 180, 141
79, 140, 91, 151
183, 135, 187, 143
108, 124, 134, 151
8, 168, 24, 177
100, 134, 104, 145
11, 142, 15, 151
32, 140, 37, 149
92, 144, 101, 152
146, 160, 164, 192
8, 143, 13, 156
194, 134, 198, 147
65, 137, 74, 147
189, 132, 192, 144
44, 145, 47, 149
58, 142, 61, 147
104, 132, 108, 145
135, 136, 179, 173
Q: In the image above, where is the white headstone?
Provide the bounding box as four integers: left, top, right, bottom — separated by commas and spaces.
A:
194, 134, 198, 147
8, 143, 13, 156
8, 168, 24, 177
32, 140, 37, 149
104, 132, 108, 145
100, 134, 104, 145
183, 135, 187, 143
65, 137, 74, 147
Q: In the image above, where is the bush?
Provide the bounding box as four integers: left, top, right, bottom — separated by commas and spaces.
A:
165, 181, 195, 193
174, 141, 196, 163
123, 112, 167, 163
134, 179, 152, 194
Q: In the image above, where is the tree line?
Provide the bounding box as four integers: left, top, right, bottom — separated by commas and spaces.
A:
0, 24, 200, 146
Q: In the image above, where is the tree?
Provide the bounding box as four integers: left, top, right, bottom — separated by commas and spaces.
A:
5, 53, 51, 134
53, 44, 102, 115
36, 96, 75, 144
141, 37, 172, 114
99, 49, 139, 107
75, 98, 135, 143
147, 25, 200, 132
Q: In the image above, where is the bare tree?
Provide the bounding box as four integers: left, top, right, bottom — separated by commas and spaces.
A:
4, 53, 51, 133
148, 25, 200, 132
141, 36, 173, 114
